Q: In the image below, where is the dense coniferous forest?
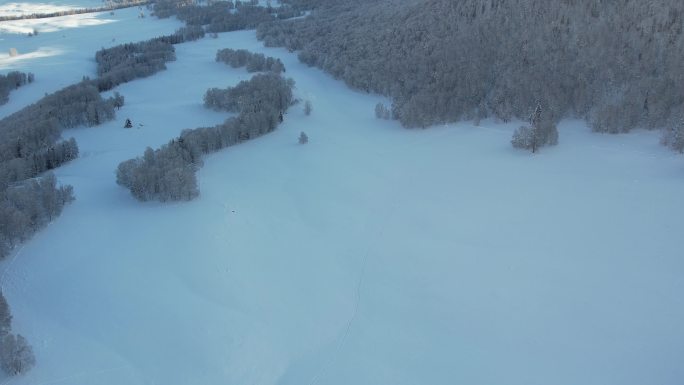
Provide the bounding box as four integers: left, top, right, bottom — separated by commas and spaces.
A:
257, 0, 684, 134
0, 72, 34, 106
117, 72, 294, 202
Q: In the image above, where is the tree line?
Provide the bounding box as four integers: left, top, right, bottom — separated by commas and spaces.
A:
0, 26, 207, 255
0, 71, 34, 106
152, 0, 303, 33
117, 72, 294, 202
0, 0, 149, 21
0, 16, 252, 373
216, 48, 285, 73
0, 80, 116, 258
257, 0, 684, 139
95, 35, 177, 92
0, 291, 35, 377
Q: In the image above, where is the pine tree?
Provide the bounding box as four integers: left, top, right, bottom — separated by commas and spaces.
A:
124, 118, 133, 128
298, 131, 308, 144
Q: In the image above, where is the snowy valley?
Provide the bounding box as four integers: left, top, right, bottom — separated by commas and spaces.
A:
0, 1, 683, 385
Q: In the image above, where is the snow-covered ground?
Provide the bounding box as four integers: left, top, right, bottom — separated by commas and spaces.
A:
0, 1, 105, 18
1, 8, 684, 385
0, 6, 182, 115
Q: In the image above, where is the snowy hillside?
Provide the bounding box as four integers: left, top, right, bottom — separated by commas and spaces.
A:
1, 5, 684, 385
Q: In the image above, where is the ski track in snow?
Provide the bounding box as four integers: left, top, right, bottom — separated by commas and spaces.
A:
308, 194, 398, 385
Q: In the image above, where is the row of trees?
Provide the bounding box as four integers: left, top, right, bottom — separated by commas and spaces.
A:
151, 0, 223, 19
117, 72, 294, 201
0, 174, 74, 259
0, 0, 149, 21
0, 139, 79, 191
204, 72, 293, 113
0, 71, 34, 106
0, 79, 121, 259
0, 291, 35, 376
0, 19, 218, 374
152, 0, 303, 33
95, 25, 213, 92
258, 0, 684, 134
95, 39, 177, 92
216, 48, 285, 73
0, 81, 115, 166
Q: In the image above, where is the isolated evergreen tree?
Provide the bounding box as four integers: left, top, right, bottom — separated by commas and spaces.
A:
299, 131, 308, 144
303, 100, 312, 116
124, 118, 133, 128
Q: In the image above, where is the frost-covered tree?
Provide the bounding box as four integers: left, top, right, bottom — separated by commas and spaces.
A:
0, 292, 10, 337
0, 291, 35, 377
299, 131, 308, 144
303, 100, 312, 116
216, 48, 285, 73
119, 69, 295, 202
512, 103, 558, 153
0, 334, 35, 376
95, 39, 176, 92
375, 102, 390, 120
661, 116, 684, 154
112, 92, 125, 110
0, 71, 31, 106
258, 0, 684, 132
511, 125, 535, 151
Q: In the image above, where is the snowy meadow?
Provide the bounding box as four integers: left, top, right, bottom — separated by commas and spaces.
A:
1, 3, 683, 385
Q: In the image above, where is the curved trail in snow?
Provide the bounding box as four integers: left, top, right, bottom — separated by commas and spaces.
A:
307, 190, 400, 385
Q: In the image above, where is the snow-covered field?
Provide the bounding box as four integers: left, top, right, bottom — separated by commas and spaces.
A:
0, 1, 105, 18
1, 7, 684, 385
0, 7, 182, 116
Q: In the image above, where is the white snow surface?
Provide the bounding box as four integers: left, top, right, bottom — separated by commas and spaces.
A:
1, 9, 684, 385
0, 1, 104, 18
